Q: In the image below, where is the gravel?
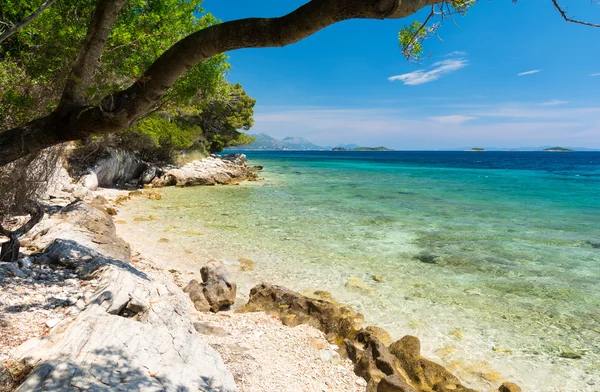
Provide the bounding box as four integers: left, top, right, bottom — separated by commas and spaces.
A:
195, 311, 366, 392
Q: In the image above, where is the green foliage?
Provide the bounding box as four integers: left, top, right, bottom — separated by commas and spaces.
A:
399, 20, 427, 60
115, 116, 201, 162
109, 81, 256, 162
1, 0, 256, 163
0, 0, 230, 128
192, 82, 256, 153
399, 0, 474, 60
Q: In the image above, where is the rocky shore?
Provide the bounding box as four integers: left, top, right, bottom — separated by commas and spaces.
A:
77, 150, 261, 190
0, 157, 522, 392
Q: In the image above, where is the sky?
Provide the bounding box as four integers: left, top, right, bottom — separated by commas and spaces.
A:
202, 0, 600, 149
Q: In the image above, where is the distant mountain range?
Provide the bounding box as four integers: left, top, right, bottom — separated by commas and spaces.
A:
231, 133, 325, 150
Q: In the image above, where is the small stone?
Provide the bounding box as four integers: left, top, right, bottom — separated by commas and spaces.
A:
193, 322, 228, 337
309, 337, 326, 350
35, 254, 52, 265
559, 351, 583, 359
133, 216, 151, 222
17, 256, 33, 269
149, 215, 159, 220
158, 238, 170, 243
46, 318, 61, 328
105, 207, 118, 216
114, 220, 127, 224
75, 299, 86, 310
498, 382, 522, 392
371, 275, 384, 282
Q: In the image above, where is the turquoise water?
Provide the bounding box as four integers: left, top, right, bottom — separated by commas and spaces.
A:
126, 151, 600, 390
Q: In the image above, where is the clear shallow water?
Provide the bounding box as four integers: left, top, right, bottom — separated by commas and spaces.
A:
124, 151, 600, 391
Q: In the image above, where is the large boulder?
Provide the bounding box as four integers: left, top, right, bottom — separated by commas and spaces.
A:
183, 260, 237, 312
26, 200, 131, 268
12, 199, 237, 392
94, 149, 147, 187
239, 283, 365, 346
13, 265, 237, 392
152, 155, 258, 188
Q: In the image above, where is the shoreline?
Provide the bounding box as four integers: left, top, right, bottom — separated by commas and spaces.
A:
113, 186, 525, 392
1, 155, 523, 392
109, 155, 599, 392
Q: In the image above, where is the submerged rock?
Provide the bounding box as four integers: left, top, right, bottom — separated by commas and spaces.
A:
238, 257, 254, 271
415, 253, 438, 264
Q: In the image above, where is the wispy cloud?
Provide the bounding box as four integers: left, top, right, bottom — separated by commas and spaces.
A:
429, 115, 477, 124
445, 51, 467, 57
517, 69, 542, 76
388, 59, 468, 85
591, 73, 600, 77
540, 100, 569, 106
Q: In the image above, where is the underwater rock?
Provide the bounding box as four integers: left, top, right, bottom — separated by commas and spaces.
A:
347, 276, 376, 293
415, 253, 438, 264
559, 351, 583, 359
238, 257, 254, 271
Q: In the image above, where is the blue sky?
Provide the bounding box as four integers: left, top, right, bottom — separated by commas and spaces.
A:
203, 0, 600, 149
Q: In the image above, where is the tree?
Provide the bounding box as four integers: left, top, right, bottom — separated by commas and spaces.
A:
0, 0, 598, 167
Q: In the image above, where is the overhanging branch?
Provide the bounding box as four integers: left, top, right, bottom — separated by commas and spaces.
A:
551, 0, 600, 28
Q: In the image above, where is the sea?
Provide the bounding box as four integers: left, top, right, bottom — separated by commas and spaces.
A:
121, 151, 600, 391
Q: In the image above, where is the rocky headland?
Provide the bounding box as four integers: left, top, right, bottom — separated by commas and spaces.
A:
0, 156, 521, 392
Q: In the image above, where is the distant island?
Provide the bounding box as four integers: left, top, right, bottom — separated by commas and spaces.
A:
226, 133, 393, 151
543, 147, 575, 152
466, 148, 486, 152
332, 146, 393, 151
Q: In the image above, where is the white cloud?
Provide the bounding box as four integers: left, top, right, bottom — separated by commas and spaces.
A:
540, 100, 569, 106
445, 51, 467, 57
429, 115, 477, 124
517, 69, 542, 76
591, 73, 600, 77
388, 59, 468, 85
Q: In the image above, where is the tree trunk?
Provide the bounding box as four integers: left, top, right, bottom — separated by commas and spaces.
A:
0, 236, 20, 262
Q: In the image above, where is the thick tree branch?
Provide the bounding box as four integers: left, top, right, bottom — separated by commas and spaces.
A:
59, 0, 128, 107
551, 0, 600, 28
0, 0, 57, 44
0, 0, 440, 166
0, 202, 43, 238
